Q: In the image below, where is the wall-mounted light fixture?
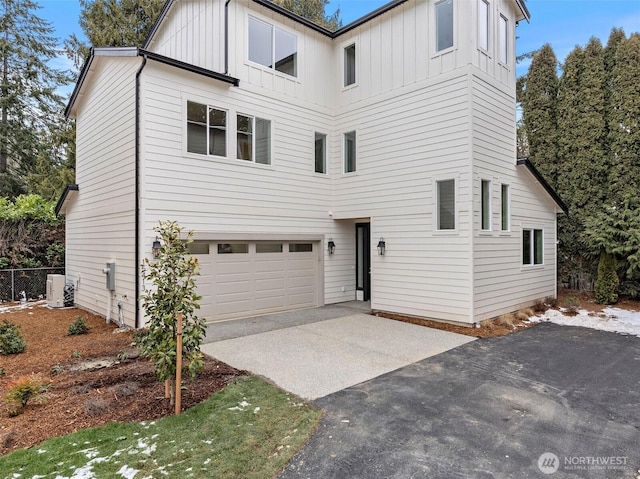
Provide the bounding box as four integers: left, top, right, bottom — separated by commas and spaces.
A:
377, 237, 386, 256
152, 237, 161, 258
328, 238, 336, 255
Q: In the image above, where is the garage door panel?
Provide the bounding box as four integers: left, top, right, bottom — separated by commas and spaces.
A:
255, 297, 286, 311
255, 259, 285, 272
288, 292, 317, 308
255, 278, 285, 292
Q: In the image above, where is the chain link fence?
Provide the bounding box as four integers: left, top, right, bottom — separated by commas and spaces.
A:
0, 267, 65, 302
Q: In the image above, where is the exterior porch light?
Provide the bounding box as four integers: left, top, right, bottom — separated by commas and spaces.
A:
377, 237, 386, 255
152, 237, 162, 258
328, 238, 336, 255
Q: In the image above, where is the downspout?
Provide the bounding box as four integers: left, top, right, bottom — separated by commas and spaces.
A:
135, 52, 148, 329
225, 0, 232, 74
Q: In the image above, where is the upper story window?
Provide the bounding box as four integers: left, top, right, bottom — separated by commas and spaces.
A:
344, 131, 356, 173
344, 44, 356, 86
481, 179, 491, 230
478, 0, 489, 51
248, 16, 297, 77
237, 114, 271, 165
435, 0, 454, 52
498, 14, 508, 64
315, 132, 327, 174
187, 101, 226, 157
437, 179, 456, 230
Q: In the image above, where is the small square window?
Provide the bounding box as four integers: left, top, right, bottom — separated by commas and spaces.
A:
248, 16, 297, 77
344, 131, 356, 173
344, 44, 356, 86
437, 179, 456, 230
436, 0, 454, 52
315, 133, 327, 174
187, 102, 227, 157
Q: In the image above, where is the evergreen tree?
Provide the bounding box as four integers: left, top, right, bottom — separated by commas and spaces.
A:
0, 0, 71, 198
272, 0, 341, 30
520, 44, 559, 189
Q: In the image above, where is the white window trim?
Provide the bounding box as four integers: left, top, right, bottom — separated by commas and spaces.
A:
432, 0, 455, 57
500, 183, 511, 232
247, 14, 299, 79
477, 0, 491, 54
342, 41, 357, 90
522, 227, 544, 267
498, 12, 509, 66
433, 176, 458, 233
183, 99, 229, 159
343, 130, 357, 174
481, 179, 492, 231
313, 131, 328, 175
236, 112, 272, 166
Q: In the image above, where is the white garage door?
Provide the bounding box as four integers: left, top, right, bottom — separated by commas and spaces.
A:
192, 241, 320, 322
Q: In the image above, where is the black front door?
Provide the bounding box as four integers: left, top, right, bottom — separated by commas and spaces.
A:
356, 223, 371, 301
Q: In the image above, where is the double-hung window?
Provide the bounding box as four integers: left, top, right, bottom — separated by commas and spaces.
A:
344, 131, 356, 173
523, 229, 543, 265
498, 14, 508, 64
187, 101, 227, 157
248, 16, 297, 77
481, 179, 491, 230
237, 114, 271, 165
344, 44, 356, 86
437, 179, 456, 230
435, 0, 454, 52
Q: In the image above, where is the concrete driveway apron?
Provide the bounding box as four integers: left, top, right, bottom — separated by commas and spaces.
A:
200, 304, 475, 400
278, 323, 640, 479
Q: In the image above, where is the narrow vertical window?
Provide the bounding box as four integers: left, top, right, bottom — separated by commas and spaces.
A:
436, 0, 454, 52
237, 114, 253, 161
478, 0, 489, 51
344, 44, 356, 86
534, 229, 544, 265
187, 102, 207, 155
237, 115, 271, 165
315, 132, 327, 174
344, 131, 356, 173
499, 14, 508, 63
437, 179, 456, 230
255, 118, 271, 165
481, 179, 491, 230
275, 28, 297, 76
501, 184, 510, 231
208, 108, 226, 157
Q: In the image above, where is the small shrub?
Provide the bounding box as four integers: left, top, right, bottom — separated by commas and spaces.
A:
4, 375, 49, 416
533, 299, 547, 313
71, 351, 82, 358
0, 319, 26, 355
50, 364, 65, 376
595, 251, 619, 305
544, 296, 559, 309
562, 296, 580, 316
0, 368, 5, 376
495, 314, 515, 329
521, 308, 535, 317
514, 310, 530, 321
67, 316, 91, 336
480, 319, 494, 330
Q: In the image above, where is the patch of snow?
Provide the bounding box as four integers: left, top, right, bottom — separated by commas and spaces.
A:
531, 308, 640, 338
203, 458, 211, 465
136, 438, 157, 455
117, 465, 139, 479
0, 300, 46, 314
253, 407, 260, 414
37, 449, 47, 454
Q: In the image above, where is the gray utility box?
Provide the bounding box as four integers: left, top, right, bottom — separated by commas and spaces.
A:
103, 261, 116, 291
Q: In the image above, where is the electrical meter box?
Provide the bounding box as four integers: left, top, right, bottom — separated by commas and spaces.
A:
103, 261, 116, 291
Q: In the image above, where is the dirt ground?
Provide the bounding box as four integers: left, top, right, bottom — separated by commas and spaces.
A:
0, 303, 244, 455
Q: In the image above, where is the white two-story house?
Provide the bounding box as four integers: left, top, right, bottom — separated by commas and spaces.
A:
57, 0, 566, 329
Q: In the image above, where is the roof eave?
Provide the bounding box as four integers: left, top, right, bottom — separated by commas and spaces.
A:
55, 183, 79, 216
514, 0, 530, 23
517, 158, 568, 214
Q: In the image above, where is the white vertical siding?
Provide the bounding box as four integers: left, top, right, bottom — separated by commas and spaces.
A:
65, 57, 139, 327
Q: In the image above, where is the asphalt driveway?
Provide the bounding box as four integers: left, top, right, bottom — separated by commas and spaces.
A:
279, 323, 640, 479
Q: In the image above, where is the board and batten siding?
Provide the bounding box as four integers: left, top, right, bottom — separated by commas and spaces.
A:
470, 74, 558, 320
138, 60, 355, 306
65, 57, 139, 327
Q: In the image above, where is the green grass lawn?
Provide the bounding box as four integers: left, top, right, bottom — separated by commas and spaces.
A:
0, 376, 322, 478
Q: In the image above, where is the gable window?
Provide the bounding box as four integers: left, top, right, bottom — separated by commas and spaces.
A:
435, 0, 454, 52
248, 16, 297, 77
478, 0, 489, 51
237, 114, 271, 165
344, 131, 356, 173
481, 179, 491, 230
523, 229, 543, 265
498, 14, 508, 63
501, 184, 510, 231
437, 179, 456, 230
187, 101, 226, 157
315, 132, 327, 174
344, 44, 356, 86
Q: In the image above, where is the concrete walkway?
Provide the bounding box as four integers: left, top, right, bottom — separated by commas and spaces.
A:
201, 305, 474, 399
